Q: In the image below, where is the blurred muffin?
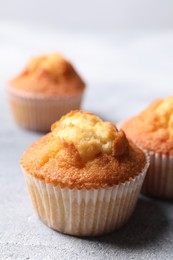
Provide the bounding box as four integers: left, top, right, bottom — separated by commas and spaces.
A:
8, 53, 85, 132
121, 97, 173, 199
20, 110, 149, 236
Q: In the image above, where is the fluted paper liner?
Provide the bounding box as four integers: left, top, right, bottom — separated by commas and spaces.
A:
142, 152, 173, 199
22, 156, 149, 236
8, 88, 83, 132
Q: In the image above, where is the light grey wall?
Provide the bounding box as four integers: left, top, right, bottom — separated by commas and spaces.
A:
0, 0, 173, 30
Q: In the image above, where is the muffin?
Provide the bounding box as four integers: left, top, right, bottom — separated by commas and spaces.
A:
20, 110, 149, 236
121, 97, 173, 199
8, 53, 85, 132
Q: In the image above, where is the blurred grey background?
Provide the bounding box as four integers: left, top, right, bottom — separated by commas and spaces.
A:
0, 0, 173, 120
0, 0, 173, 30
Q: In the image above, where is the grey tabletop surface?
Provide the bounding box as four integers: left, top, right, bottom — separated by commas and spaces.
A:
0, 24, 173, 260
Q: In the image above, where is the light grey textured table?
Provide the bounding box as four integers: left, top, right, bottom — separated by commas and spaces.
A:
0, 24, 173, 259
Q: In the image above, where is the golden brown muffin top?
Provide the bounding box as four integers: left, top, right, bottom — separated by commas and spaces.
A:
121, 97, 173, 154
9, 53, 85, 96
21, 110, 146, 189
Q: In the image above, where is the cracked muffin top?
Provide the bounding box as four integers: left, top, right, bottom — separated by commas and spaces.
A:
20, 110, 146, 189
9, 53, 85, 96
121, 97, 173, 154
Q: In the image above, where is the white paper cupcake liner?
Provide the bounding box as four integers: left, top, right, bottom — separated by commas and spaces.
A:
142, 152, 173, 199
8, 88, 83, 132
22, 157, 149, 236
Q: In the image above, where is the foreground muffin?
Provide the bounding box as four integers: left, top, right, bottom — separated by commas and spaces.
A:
121, 97, 173, 199
20, 110, 149, 236
8, 53, 85, 132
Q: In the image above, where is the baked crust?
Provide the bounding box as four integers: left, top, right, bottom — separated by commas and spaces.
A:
9, 53, 85, 96
121, 97, 173, 155
21, 111, 146, 189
